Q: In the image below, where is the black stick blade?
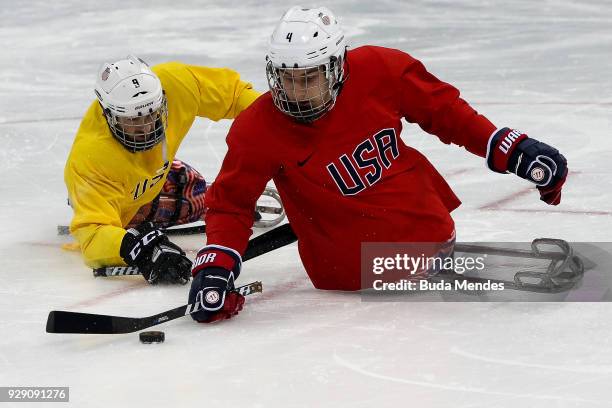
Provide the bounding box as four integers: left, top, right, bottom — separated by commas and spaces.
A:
46, 283, 263, 334
46, 311, 136, 334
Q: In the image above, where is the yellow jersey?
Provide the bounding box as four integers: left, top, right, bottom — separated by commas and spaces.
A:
64, 62, 259, 268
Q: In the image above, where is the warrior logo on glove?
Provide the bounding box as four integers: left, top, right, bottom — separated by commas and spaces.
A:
531, 167, 545, 182
487, 127, 568, 205
205, 291, 220, 304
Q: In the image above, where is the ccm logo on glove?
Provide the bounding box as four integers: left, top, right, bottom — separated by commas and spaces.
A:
128, 229, 163, 261
119, 222, 192, 285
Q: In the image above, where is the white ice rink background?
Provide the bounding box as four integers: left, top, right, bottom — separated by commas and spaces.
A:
1, 1, 612, 407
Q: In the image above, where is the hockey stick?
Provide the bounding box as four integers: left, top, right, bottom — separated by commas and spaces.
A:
46, 281, 262, 334
93, 223, 298, 277
57, 204, 282, 236
58, 223, 206, 237
47, 224, 297, 334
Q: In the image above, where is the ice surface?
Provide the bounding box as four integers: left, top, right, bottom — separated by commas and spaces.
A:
1, 1, 612, 407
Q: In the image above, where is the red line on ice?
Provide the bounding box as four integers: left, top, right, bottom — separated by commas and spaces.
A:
478, 186, 534, 210
478, 171, 585, 211
474, 101, 612, 106
478, 182, 610, 215
483, 208, 612, 216
248, 276, 312, 304
67, 281, 146, 309
65, 275, 310, 310
443, 167, 474, 179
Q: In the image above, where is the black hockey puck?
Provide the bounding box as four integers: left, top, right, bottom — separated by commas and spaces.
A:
139, 331, 165, 344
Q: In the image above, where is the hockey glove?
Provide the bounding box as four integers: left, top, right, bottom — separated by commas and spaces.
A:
487, 128, 568, 205
119, 222, 192, 284
188, 245, 244, 323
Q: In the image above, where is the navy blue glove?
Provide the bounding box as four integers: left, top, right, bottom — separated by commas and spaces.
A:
188, 245, 244, 323
119, 222, 192, 284
487, 128, 568, 205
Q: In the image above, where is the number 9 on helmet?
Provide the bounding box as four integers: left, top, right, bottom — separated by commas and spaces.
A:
266, 6, 348, 123
94, 55, 168, 152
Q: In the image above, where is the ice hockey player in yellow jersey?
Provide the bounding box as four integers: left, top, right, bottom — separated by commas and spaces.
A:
64, 55, 259, 284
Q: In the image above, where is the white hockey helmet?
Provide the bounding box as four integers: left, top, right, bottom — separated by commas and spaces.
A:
94, 55, 168, 152
266, 6, 347, 123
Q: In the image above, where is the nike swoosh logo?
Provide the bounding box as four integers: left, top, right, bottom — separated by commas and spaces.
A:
297, 152, 315, 167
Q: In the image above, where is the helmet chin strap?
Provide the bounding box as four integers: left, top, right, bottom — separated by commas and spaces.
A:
161, 136, 168, 165
332, 47, 350, 93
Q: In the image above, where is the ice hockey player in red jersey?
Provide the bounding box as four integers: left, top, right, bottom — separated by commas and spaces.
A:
187, 6, 568, 322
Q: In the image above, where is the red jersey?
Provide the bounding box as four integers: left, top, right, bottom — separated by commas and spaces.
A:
204, 46, 496, 291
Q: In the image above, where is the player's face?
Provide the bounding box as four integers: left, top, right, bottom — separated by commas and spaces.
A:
279, 67, 331, 112
116, 113, 159, 143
